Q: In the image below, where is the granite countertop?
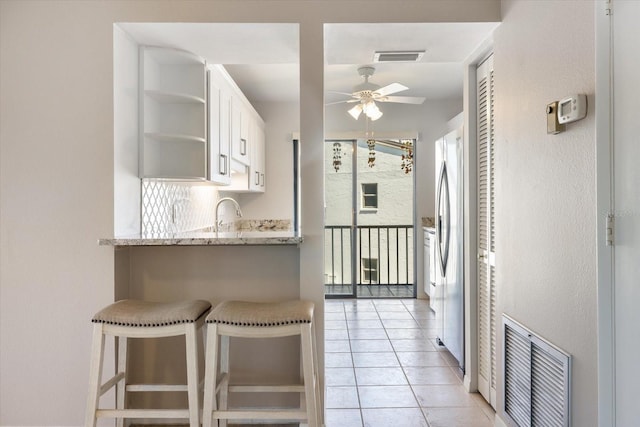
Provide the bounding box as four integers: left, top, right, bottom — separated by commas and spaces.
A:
421, 216, 435, 228
98, 231, 303, 246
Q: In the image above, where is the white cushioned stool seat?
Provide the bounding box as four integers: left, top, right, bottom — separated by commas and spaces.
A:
202, 300, 322, 427
92, 299, 212, 327
85, 299, 211, 427
206, 300, 314, 326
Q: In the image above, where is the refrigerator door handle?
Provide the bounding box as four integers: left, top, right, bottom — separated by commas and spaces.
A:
436, 163, 451, 276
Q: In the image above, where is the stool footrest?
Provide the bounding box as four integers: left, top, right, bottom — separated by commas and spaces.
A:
96, 409, 189, 419
126, 384, 189, 392
229, 384, 306, 393
213, 409, 307, 421
100, 372, 125, 396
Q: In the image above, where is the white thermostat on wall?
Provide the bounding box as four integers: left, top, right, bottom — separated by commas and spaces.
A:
557, 94, 587, 124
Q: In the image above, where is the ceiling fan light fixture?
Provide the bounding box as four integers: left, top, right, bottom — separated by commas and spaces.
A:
368, 106, 383, 121
362, 100, 376, 115
348, 104, 363, 120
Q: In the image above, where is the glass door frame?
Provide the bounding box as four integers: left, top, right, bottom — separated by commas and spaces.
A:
325, 139, 358, 299
324, 137, 418, 299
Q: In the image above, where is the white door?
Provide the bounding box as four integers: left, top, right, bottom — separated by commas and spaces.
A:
476, 54, 497, 408
612, 2, 640, 425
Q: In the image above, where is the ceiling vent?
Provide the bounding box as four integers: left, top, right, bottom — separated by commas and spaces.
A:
373, 50, 425, 63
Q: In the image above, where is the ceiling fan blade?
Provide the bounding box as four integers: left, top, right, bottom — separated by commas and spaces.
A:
374, 83, 408, 97
327, 90, 357, 97
325, 99, 359, 106
380, 95, 426, 105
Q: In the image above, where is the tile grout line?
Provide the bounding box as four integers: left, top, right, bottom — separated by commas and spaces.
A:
343, 302, 366, 427
326, 298, 494, 426
387, 301, 431, 426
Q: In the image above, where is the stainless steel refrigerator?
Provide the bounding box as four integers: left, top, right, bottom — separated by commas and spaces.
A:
434, 125, 464, 370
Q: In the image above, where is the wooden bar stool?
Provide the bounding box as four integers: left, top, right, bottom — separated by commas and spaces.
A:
84, 299, 212, 427
202, 300, 321, 427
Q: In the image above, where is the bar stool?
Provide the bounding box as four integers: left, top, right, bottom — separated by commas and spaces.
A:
84, 299, 212, 427
202, 300, 321, 427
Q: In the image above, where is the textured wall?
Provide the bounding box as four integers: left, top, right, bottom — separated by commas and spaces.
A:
493, 1, 596, 425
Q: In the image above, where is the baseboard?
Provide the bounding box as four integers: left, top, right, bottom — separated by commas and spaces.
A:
463, 374, 472, 392
494, 413, 509, 427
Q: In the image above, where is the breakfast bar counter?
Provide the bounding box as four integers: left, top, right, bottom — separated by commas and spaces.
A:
99, 231, 303, 246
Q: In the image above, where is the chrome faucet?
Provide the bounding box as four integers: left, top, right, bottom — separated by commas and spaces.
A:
215, 197, 243, 231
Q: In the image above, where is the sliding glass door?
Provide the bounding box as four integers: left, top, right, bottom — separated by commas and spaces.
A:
324, 138, 415, 298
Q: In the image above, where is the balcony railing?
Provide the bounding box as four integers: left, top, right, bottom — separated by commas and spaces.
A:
324, 225, 414, 287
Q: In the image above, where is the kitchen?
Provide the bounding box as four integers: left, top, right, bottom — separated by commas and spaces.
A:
106, 19, 488, 415
1, 2, 609, 427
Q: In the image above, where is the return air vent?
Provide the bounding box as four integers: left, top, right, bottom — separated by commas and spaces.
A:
503, 315, 571, 427
373, 50, 425, 63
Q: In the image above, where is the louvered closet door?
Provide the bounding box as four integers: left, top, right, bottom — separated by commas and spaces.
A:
477, 54, 497, 408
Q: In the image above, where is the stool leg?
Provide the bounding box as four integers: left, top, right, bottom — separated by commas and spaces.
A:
311, 321, 323, 426
84, 323, 105, 427
301, 324, 318, 427
203, 324, 219, 427
219, 335, 230, 427
185, 323, 201, 427
116, 336, 127, 427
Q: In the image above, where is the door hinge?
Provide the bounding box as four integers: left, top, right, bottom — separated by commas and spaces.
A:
606, 213, 614, 246
605, 0, 612, 16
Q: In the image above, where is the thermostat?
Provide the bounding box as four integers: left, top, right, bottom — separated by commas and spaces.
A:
557, 94, 587, 124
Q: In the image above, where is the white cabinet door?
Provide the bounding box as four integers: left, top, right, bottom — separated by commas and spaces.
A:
139, 46, 207, 179
207, 66, 231, 185
249, 119, 266, 193
231, 98, 250, 167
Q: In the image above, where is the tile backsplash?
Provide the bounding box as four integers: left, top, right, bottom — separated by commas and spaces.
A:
141, 180, 217, 235
141, 179, 292, 235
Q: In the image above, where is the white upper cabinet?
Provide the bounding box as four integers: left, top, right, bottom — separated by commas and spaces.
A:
138, 46, 265, 189
230, 98, 251, 167
139, 46, 207, 180
207, 65, 232, 185
249, 118, 266, 193
228, 112, 266, 193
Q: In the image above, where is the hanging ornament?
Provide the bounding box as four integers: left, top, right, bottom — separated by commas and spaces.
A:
367, 139, 376, 168
401, 140, 413, 174
332, 142, 342, 172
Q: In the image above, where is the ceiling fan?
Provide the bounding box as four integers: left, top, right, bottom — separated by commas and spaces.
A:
328, 66, 426, 121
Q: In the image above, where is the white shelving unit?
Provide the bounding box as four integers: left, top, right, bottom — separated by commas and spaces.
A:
139, 46, 207, 179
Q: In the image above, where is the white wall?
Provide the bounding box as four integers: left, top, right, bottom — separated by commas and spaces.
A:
0, 1, 500, 425
238, 101, 299, 221
113, 25, 141, 236
493, 1, 596, 425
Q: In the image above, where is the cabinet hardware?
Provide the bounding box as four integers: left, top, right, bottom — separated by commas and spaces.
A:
240, 138, 247, 156
220, 154, 227, 176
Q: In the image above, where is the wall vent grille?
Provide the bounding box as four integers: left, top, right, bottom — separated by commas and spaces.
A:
373, 50, 425, 63
503, 315, 571, 427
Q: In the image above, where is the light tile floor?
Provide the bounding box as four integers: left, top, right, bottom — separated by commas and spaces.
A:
325, 298, 495, 427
